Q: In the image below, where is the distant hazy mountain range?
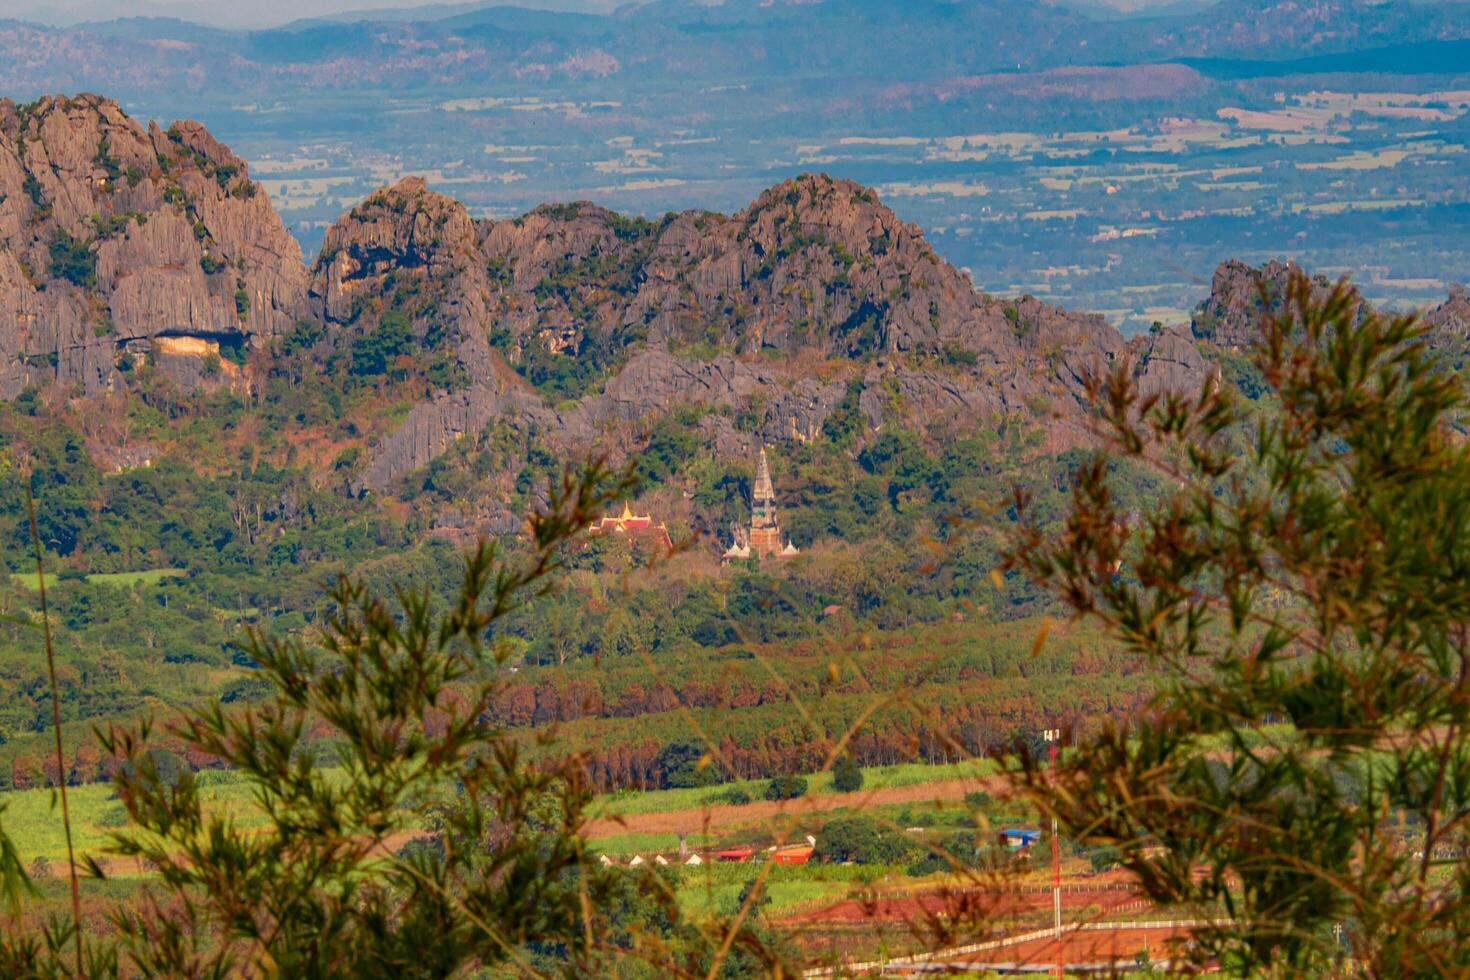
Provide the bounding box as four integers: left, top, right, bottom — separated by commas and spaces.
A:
0, 0, 616, 31
3, 0, 1467, 329
1, 0, 1468, 95
0, 0, 1225, 32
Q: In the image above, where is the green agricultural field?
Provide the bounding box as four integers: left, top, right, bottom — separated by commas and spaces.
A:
0, 758, 999, 870
656, 859, 907, 919
0, 771, 268, 868
591, 759, 998, 822
588, 831, 719, 855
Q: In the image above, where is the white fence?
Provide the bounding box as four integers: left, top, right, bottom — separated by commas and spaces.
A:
803, 918, 1235, 977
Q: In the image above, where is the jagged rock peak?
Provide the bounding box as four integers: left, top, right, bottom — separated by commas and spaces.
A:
466, 169, 1128, 381
1190, 258, 1470, 370
310, 173, 498, 385
0, 98, 1177, 412
1190, 258, 1362, 349
740, 172, 914, 245
312, 175, 481, 322
1421, 282, 1470, 368
1426, 283, 1470, 338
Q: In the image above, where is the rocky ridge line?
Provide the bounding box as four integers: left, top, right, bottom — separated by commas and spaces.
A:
0, 95, 1315, 492
315, 173, 1214, 487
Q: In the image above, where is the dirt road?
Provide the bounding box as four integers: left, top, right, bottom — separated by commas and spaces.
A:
787, 884, 1144, 926
950, 923, 1196, 969
584, 775, 1002, 841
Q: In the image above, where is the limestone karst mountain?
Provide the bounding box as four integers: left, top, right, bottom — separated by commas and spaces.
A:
1425, 284, 1470, 359
0, 95, 1220, 493
311, 172, 1200, 487
0, 94, 308, 398
8, 94, 1458, 507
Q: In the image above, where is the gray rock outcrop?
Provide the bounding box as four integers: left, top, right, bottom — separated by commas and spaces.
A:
0, 95, 306, 396
1131, 325, 1213, 399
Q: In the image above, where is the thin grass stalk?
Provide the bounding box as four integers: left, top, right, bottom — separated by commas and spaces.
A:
26, 482, 85, 978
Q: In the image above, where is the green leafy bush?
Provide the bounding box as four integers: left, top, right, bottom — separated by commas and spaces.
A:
350, 310, 414, 378
762, 774, 808, 801
22, 172, 45, 206
833, 754, 863, 793
656, 740, 721, 789
48, 230, 96, 289
709, 785, 754, 806
814, 816, 915, 865
906, 832, 1001, 877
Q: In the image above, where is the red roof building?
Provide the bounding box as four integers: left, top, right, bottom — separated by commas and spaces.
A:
587, 503, 673, 553
714, 847, 757, 863
771, 845, 815, 865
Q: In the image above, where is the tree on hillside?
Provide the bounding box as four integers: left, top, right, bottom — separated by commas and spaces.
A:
763, 774, 808, 801
833, 753, 863, 793
349, 309, 414, 379
657, 739, 722, 789
1006, 274, 1470, 974
814, 816, 915, 866
47, 230, 96, 289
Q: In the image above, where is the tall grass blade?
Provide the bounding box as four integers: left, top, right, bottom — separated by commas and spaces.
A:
26, 482, 85, 978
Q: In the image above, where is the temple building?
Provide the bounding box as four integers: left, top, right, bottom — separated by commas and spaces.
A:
588, 503, 673, 553
724, 446, 799, 561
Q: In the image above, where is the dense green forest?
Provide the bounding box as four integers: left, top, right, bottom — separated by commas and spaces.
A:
0, 376, 1170, 791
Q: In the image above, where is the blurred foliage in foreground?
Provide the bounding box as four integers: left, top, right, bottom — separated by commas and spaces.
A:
0, 461, 793, 978
1008, 273, 1470, 974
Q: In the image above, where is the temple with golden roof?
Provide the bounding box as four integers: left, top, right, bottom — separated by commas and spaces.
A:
724, 446, 799, 562
589, 503, 673, 553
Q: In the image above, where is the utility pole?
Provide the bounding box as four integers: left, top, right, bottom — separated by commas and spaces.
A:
1044, 727, 1063, 979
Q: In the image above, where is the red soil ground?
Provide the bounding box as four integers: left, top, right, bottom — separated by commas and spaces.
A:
787, 883, 1145, 926
950, 924, 1196, 969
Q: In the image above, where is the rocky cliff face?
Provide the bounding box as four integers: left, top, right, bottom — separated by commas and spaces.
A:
1425, 285, 1470, 365
1130, 325, 1213, 399
311, 173, 1152, 486
467, 174, 1125, 373
0, 94, 306, 398
1, 97, 1223, 492
1191, 258, 1468, 366
312, 177, 496, 384
1189, 259, 1305, 349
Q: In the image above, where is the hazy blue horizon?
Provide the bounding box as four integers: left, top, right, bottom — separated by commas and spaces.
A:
0, 0, 622, 30
0, 0, 1212, 31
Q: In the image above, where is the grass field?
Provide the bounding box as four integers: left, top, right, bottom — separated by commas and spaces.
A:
591, 759, 998, 822
1, 758, 998, 869
9, 568, 185, 591
674, 861, 906, 917
589, 831, 719, 855
0, 772, 269, 868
